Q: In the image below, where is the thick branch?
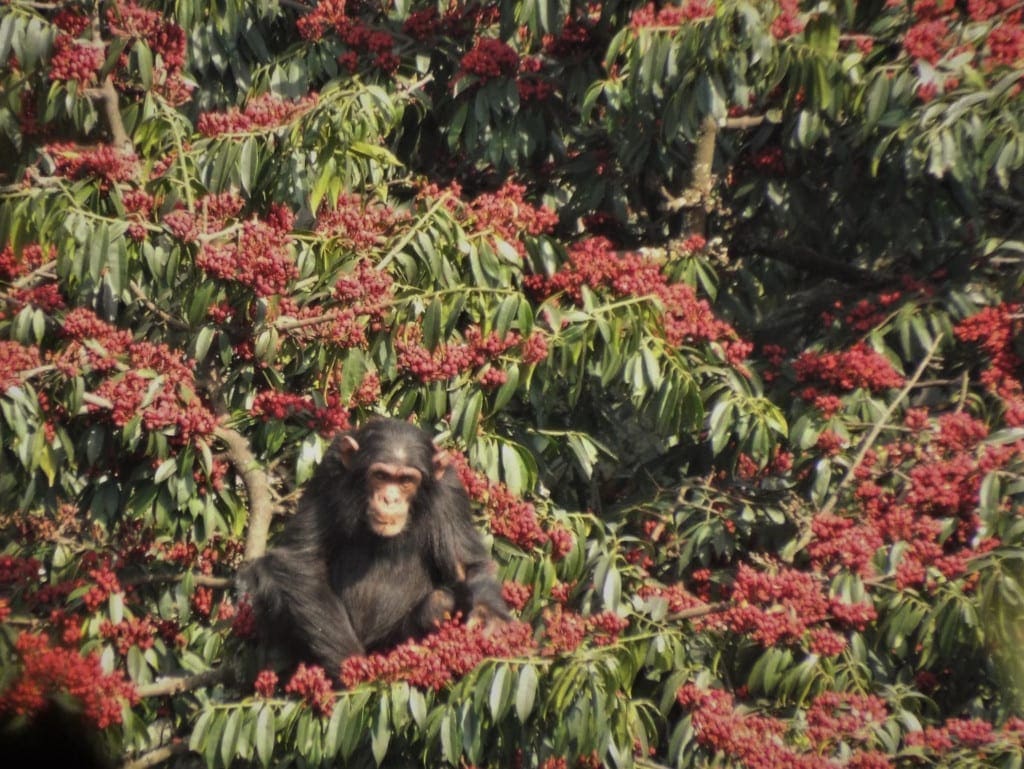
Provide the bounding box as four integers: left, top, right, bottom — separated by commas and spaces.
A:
120, 742, 189, 769
88, 16, 132, 150
664, 116, 719, 238
667, 601, 727, 622
135, 667, 228, 699
216, 425, 274, 560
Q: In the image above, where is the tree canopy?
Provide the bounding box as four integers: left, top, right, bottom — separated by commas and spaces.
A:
0, 1, 1023, 767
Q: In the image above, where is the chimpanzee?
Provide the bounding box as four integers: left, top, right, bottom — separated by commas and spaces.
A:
241, 418, 510, 672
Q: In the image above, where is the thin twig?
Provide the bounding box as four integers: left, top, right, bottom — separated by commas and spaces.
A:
819, 335, 943, 515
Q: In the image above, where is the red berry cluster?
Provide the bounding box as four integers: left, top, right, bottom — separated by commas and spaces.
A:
904, 19, 950, 62
541, 606, 628, 654
636, 582, 705, 613
0, 631, 137, 728
449, 452, 551, 551
543, 19, 597, 58
83, 565, 122, 611
402, 7, 442, 40
955, 303, 1023, 425
0, 340, 43, 391
808, 513, 883, 577
629, 1, 716, 30
0, 242, 52, 282
296, 0, 348, 39
251, 390, 351, 436
333, 258, 394, 324
253, 669, 278, 697
805, 691, 888, 749
464, 182, 559, 252
771, 0, 805, 38
47, 35, 104, 85
702, 563, 876, 650
197, 93, 319, 136
46, 142, 139, 187
231, 598, 256, 639
339, 618, 535, 690
196, 214, 298, 297
0, 554, 43, 586
53, 7, 90, 36
501, 580, 533, 610
526, 236, 750, 363
903, 716, 1024, 754
106, 2, 186, 72
458, 38, 520, 83
794, 343, 904, 393
284, 664, 335, 717
99, 616, 156, 655
316, 193, 400, 249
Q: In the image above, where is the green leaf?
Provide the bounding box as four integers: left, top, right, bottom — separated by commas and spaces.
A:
255, 706, 275, 768
515, 665, 538, 722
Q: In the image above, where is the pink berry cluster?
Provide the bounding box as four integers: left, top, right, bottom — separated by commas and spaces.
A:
677, 684, 892, 769
340, 618, 535, 690
333, 258, 394, 325
315, 193, 401, 250
526, 236, 751, 363
541, 606, 629, 655
197, 93, 319, 136
396, 323, 545, 387
419, 180, 558, 254
54, 308, 218, 444
253, 669, 278, 697
251, 390, 351, 436
771, 0, 805, 38
0, 631, 137, 729
194, 207, 298, 298
48, 35, 105, 85
0, 242, 53, 282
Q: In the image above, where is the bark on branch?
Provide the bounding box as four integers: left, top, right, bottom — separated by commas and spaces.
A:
215, 425, 274, 560
120, 742, 189, 769
135, 667, 228, 699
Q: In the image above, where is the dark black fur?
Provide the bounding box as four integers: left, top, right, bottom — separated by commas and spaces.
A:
242, 418, 509, 672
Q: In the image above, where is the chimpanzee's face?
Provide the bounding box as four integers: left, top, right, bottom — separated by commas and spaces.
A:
365, 462, 423, 537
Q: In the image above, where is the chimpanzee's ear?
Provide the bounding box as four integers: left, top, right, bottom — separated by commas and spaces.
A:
432, 448, 451, 481
339, 435, 360, 468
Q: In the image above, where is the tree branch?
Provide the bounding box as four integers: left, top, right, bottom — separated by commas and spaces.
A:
120, 742, 189, 769
135, 667, 228, 699
215, 425, 274, 560
87, 15, 132, 150
663, 116, 719, 238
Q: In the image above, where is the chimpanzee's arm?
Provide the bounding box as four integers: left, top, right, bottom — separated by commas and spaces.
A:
241, 548, 364, 670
